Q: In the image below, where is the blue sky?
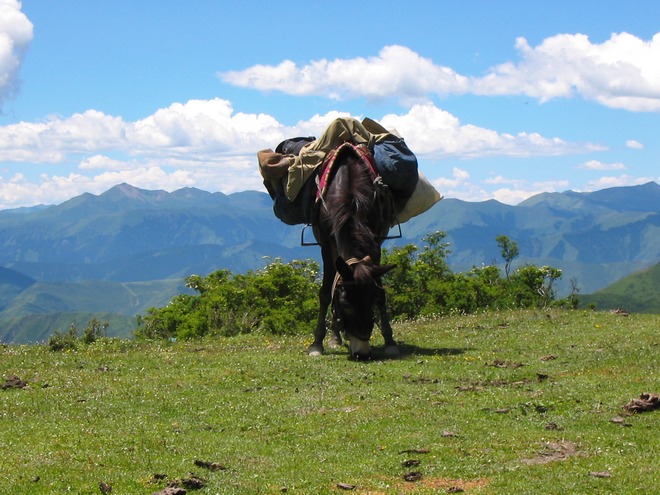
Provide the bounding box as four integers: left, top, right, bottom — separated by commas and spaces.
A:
0, 0, 658, 209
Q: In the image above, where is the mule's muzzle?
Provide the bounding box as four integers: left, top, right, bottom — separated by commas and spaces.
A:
348, 337, 372, 360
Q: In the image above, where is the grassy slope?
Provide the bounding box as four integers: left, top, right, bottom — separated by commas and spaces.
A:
579, 262, 660, 313
1, 309, 658, 494
0, 312, 136, 344
0, 278, 191, 344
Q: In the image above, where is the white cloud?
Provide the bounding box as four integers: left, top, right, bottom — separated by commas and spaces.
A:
0, 100, 598, 168
79, 155, 134, 171
578, 159, 626, 170
625, 139, 644, 149
428, 171, 570, 205
484, 175, 524, 186
584, 174, 658, 190
0, 98, 288, 163
432, 167, 471, 189
473, 32, 660, 111
430, 167, 490, 203
489, 179, 569, 205
219, 45, 468, 103
220, 34, 660, 112
130, 98, 284, 155
378, 103, 603, 159
0, 162, 265, 210
0, 98, 632, 208
0, 0, 33, 109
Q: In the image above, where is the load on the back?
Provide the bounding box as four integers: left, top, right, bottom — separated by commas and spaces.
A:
258, 117, 442, 226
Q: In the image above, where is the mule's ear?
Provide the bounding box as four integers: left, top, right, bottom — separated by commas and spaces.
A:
373, 263, 396, 277
335, 257, 354, 280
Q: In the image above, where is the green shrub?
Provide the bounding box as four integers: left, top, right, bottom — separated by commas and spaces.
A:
136, 233, 572, 339
48, 318, 108, 351
136, 258, 320, 340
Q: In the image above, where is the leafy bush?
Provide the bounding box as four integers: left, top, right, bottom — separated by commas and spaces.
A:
136, 259, 321, 340
382, 232, 570, 320
136, 233, 573, 339
48, 318, 109, 351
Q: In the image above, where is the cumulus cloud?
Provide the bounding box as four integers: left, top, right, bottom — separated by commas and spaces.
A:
0, 160, 266, 209
490, 179, 570, 205
0, 0, 33, 109
430, 167, 490, 203
473, 33, 660, 111
0, 98, 623, 208
584, 174, 658, 191
0, 99, 598, 166
219, 45, 468, 103
578, 159, 626, 170
625, 139, 644, 149
378, 104, 603, 158
428, 170, 571, 205
0, 98, 287, 163
220, 33, 660, 112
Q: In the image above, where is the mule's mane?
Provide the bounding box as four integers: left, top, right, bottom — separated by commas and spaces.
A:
322, 146, 381, 280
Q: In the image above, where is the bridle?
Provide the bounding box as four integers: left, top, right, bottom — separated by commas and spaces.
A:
331, 256, 363, 304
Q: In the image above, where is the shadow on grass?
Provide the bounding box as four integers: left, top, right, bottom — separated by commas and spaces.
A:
397, 342, 470, 358
321, 341, 470, 361
359, 343, 471, 361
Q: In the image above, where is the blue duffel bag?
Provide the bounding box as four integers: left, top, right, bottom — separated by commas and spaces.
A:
373, 138, 419, 200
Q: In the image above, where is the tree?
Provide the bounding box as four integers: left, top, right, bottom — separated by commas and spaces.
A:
496, 235, 519, 280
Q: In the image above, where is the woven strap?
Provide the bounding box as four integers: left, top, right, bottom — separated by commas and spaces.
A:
317, 143, 378, 200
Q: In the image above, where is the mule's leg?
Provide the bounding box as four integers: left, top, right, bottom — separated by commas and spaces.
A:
377, 293, 399, 358
308, 246, 335, 356
327, 311, 343, 348
308, 281, 331, 356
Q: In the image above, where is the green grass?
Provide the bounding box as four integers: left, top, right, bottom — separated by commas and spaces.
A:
1, 309, 658, 494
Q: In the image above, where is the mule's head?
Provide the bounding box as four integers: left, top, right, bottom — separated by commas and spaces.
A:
333, 256, 394, 360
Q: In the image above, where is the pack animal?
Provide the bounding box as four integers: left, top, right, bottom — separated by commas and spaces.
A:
307, 142, 399, 359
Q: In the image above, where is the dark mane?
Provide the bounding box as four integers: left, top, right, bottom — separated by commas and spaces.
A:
322, 150, 380, 268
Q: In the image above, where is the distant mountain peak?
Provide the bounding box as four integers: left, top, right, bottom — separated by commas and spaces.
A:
109, 183, 145, 196
587, 180, 659, 212
102, 183, 169, 202
519, 180, 659, 212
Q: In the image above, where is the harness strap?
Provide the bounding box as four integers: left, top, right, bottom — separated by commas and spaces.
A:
317, 142, 378, 200
331, 257, 368, 304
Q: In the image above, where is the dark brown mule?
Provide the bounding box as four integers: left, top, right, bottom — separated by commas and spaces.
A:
307, 142, 399, 359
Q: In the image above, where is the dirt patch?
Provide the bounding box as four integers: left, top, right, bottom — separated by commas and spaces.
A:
193, 459, 226, 471
520, 440, 583, 465
152, 488, 187, 495
623, 393, 660, 413
2, 375, 27, 389
348, 476, 489, 495
489, 359, 525, 368
403, 471, 423, 482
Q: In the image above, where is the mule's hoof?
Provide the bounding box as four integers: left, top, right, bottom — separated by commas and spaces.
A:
384, 344, 400, 358
307, 345, 324, 357
328, 336, 343, 348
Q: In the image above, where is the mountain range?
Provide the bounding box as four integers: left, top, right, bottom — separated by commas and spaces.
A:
1, 181, 658, 343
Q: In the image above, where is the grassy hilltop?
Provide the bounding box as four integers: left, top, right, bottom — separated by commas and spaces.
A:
1, 309, 658, 494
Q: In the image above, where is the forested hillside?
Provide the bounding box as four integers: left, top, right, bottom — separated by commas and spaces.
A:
1, 181, 658, 342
